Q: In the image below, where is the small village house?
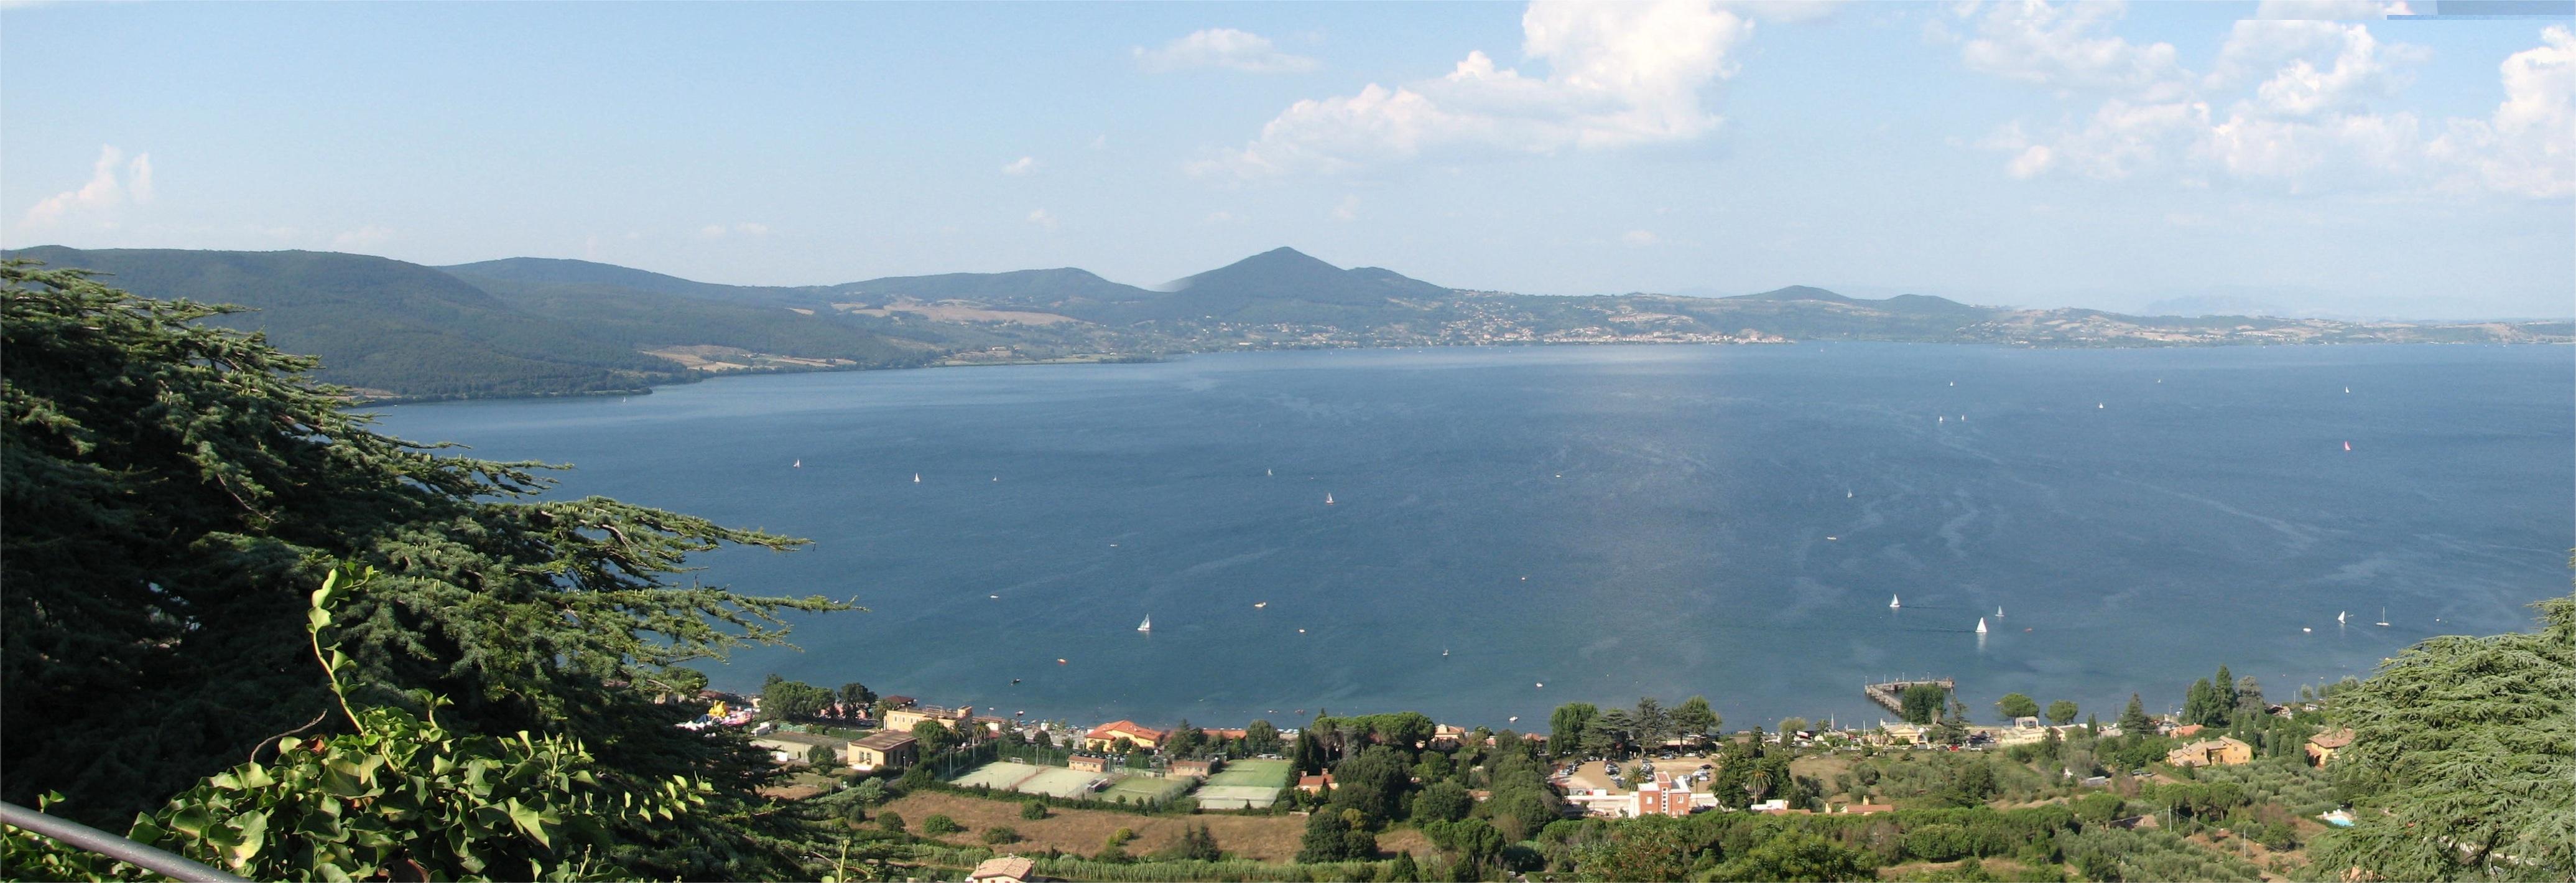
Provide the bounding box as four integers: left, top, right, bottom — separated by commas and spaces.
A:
885, 704, 974, 736
749, 731, 849, 767
2165, 736, 2253, 768
968, 855, 1047, 883
2305, 729, 2355, 766
845, 731, 919, 772
1168, 757, 1221, 778
1067, 754, 1111, 773
1297, 773, 1334, 794
1082, 720, 1168, 751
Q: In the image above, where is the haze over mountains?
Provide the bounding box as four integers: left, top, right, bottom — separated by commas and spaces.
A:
9, 245, 2567, 400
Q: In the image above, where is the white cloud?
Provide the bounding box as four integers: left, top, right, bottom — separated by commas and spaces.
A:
1136, 28, 1320, 73
1332, 195, 1360, 221
733, 222, 770, 236
18, 145, 152, 230
1026, 208, 1057, 229
1195, 0, 1755, 178
1001, 156, 1039, 175
331, 225, 394, 249
1972, 7, 2572, 199
2432, 26, 2576, 197
1621, 229, 1661, 245
1958, 1, 2190, 100
126, 153, 154, 203
2251, 0, 2411, 21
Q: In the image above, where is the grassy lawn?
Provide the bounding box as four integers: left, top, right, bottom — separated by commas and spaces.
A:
1203, 759, 1295, 789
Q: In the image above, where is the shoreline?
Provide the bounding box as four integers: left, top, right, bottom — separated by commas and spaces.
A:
354, 334, 2571, 408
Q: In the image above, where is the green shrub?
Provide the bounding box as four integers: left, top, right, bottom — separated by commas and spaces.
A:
924, 814, 963, 835
1022, 800, 1050, 820
983, 826, 1022, 845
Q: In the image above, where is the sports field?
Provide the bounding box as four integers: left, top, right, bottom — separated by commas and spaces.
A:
950, 761, 1040, 792
1014, 766, 1108, 799
1203, 759, 1294, 788
1103, 775, 1192, 805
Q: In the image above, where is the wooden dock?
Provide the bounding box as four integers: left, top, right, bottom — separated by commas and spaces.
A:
1865, 678, 1955, 714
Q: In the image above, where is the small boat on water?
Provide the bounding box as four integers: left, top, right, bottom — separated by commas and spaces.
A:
912, 473, 921, 484
1975, 617, 1988, 634
2376, 607, 2390, 627
1324, 493, 1335, 505
1995, 605, 2004, 618
2344, 441, 2352, 451
1889, 594, 1901, 609
2337, 610, 2348, 625
1137, 616, 1152, 633
792, 459, 801, 468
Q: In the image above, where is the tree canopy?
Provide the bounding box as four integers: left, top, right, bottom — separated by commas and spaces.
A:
0, 263, 849, 876
2308, 591, 2574, 881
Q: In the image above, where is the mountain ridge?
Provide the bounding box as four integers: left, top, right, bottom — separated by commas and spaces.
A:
11, 244, 2566, 401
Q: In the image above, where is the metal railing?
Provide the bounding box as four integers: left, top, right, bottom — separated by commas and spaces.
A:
0, 801, 250, 882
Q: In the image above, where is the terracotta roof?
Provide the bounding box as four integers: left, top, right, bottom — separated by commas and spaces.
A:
971, 856, 1035, 881
1086, 720, 1168, 741
1202, 727, 1249, 740
2169, 724, 2205, 738
2308, 729, 2355, 749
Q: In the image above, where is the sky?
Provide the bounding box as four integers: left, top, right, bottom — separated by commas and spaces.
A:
4, 1, 2570, 319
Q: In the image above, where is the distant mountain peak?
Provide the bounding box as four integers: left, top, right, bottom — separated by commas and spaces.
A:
1734, 285, 1855, 303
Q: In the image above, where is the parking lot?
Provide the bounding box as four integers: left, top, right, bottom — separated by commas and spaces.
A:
1562, 754, 1718, 793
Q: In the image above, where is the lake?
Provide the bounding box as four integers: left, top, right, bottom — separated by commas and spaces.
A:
374, 343, 2574, 732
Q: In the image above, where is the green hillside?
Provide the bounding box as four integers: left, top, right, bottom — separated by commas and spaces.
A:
7, 246, 683, 398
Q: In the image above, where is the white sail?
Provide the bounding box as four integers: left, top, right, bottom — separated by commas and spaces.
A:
1996, 605, 2004, 617
2376, 607, 2389, 627
1324, 493, 1335, 505
1889, 594, 1901, 609
913, 473, 921, 483
2337, 610, 2347, 624
1975, 617, 1988, 634
1137, 616, 1152, 633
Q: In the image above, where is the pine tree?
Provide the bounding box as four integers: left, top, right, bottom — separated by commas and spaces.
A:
2119, 693, 2153, 733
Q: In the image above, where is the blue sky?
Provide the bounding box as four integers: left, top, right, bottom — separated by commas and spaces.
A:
4, 1, 2569, 318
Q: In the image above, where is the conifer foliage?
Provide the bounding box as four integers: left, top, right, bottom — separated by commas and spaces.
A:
2307, 591, 2575, 881
1, 262, 848, 873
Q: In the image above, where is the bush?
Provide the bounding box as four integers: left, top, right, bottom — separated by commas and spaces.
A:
1022, 800, 1050, 820
878, 811, 906, 833
924, 813, 963, 835
984, 826, 1023, 845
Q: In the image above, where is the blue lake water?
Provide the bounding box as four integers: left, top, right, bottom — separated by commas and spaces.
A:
374, 343, 2574, 732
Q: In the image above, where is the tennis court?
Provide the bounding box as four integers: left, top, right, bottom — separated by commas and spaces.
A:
1193, 784, 1285, 810
1203, 759, 1294, 789
1014, 766, 1108, 800
1103, 775, 1192, 805
949, 761, 1040, 792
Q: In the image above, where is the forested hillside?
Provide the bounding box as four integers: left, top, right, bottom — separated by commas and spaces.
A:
6, 246, 685, 398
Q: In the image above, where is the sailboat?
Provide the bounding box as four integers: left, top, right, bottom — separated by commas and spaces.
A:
792, 459, 801, 468
1266, 468, 1273, 477
1975, 617, 1988, 634
2337, 610, 2348, 625
1324, 493, 1335, 505
1442, 647, 1450, 657
1889, 594, 1901, 609
1136, 616, 1152, 633
2375, 607, 2390, 627
1995, 605, 2004, 618
912, 473, 922, 484
2343, 441, 2352, 452
1847, 490, 1854, 498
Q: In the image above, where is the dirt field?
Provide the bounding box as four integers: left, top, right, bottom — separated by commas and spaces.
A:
885, 792, 1436, 863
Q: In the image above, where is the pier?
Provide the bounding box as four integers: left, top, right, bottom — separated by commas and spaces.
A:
1864, 677, 1955, 714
